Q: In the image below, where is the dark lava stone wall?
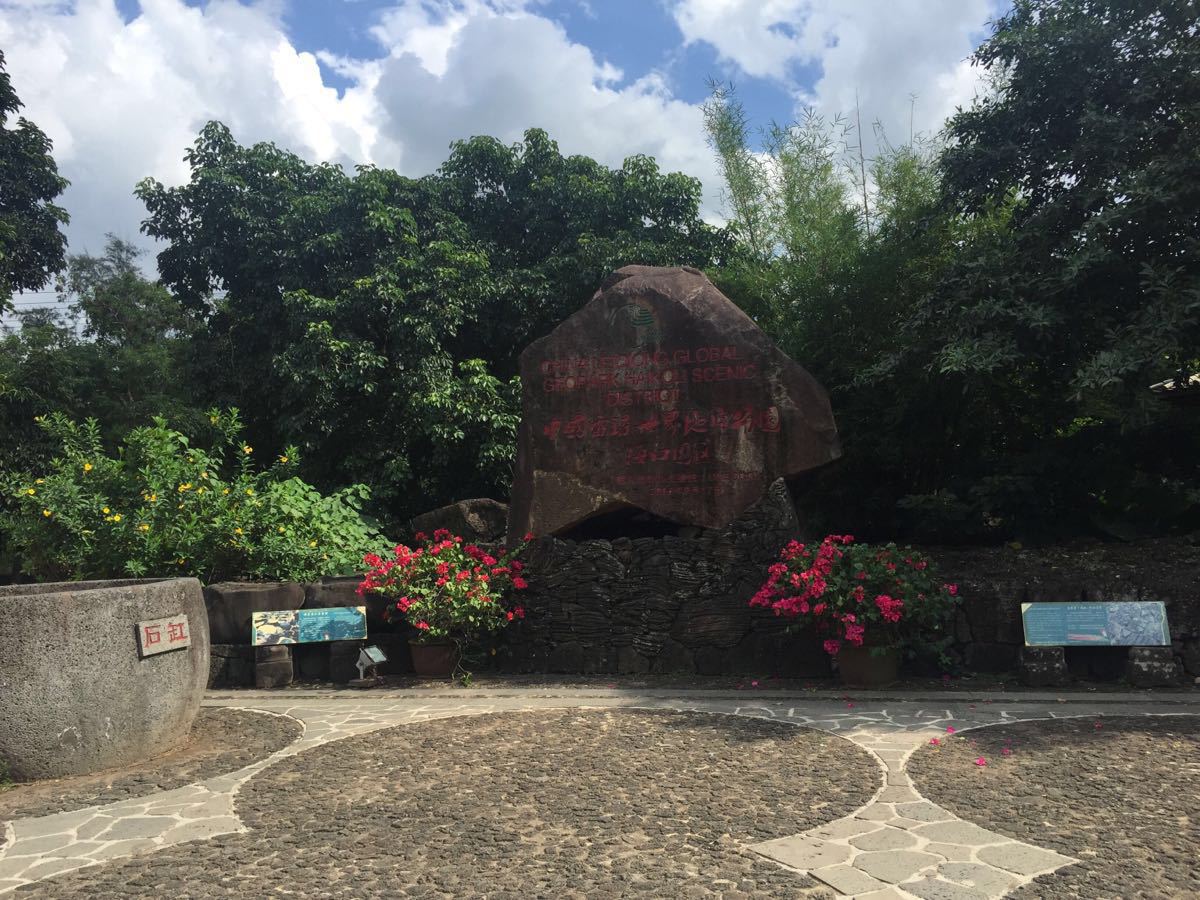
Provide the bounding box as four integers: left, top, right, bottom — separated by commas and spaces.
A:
937, 540, 1200, 677
497, 481, 833, 677
500, 516, 1200, 678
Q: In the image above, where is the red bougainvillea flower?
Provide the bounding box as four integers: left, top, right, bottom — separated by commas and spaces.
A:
359, 531, 532, 642
749, 535, 958, 658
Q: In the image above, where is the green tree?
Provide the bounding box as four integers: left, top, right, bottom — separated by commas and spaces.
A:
135, 123, 728, 523
911, 0, 1200, 537
937, 0, 1200, 409
0, 50, 69, 309
0, 239, 201, 475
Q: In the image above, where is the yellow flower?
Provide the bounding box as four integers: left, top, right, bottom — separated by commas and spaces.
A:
138, 523, 150, 532
177, 483, 191, 492
222, 488, 230, 495
309, 540, 317, 548
196, 487, 206, 495
25, 488, 35, 495
277, 526, 286, 533
278, 455, 288, 463
176, 558, 186, 566
148, 493, 157, 502
200, 471, 209, 479
42, 509, 52, 517
234, 527, 244, 535
111, 513, 122, 522
209, 414, 219, 424
83, 462, 93, 472
102, 507, 110, 514
35, 478, 44, 484
242, 445, 253, 455
245, 488, 255, 496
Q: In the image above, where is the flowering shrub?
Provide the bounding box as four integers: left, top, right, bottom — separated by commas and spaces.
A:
0, 410, 385, 582
358, 529, 530, 643
750, 535, 960, 658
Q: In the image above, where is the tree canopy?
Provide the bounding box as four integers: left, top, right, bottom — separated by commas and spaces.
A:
0, 50, 69, 309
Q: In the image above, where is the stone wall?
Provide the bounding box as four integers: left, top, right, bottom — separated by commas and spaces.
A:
496, 481, 833, 677
205, 577, 409, 688
0, 578, 209, 780
499, 523, 1200, 680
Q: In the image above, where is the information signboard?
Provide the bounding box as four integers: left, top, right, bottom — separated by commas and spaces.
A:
251, 606, 367, 646
1021, 601, 1170, 647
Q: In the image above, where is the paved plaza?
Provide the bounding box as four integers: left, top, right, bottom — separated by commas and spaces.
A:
0, 687, 1197, 898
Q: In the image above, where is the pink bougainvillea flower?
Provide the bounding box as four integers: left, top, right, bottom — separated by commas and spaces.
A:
946, 726, 956, 734
846, 702, 856, 709
1001, 748, 1012, 757
930, 737, 941, 746
823, 639, 842, 656
750, 680, 760, 687
974, 757, 987, 767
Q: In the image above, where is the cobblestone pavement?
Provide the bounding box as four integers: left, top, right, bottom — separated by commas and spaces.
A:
910, 715, 1200, 899
0, 689, 1196, 898
0, 708, 300, 824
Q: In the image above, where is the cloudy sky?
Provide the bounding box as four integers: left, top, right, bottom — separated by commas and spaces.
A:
2, 0, 1004, 276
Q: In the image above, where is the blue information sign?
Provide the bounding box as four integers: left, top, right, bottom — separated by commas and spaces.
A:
252, 606, 367, 645
1021, 601, 1170, 647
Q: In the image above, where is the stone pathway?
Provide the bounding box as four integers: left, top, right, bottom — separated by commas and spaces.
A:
0, 690, 1195, 898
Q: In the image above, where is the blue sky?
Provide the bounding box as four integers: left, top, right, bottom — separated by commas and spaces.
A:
1, 0, 1005, 272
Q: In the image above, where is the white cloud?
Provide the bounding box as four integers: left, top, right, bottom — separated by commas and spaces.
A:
672, 0, 1000, 150
0, 0, 724, 266
0, 0, 378, 261
0, 0, 1002, 274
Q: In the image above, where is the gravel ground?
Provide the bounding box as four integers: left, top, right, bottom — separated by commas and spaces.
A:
908, 715, 1200, 899
17, 709, 879, 899
0, 708, 300, 822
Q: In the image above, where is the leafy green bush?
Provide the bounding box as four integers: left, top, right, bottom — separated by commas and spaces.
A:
1, 410, 385, 582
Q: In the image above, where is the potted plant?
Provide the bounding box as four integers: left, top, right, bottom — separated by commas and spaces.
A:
358, 529, 530, 678
750, 535, 960, 686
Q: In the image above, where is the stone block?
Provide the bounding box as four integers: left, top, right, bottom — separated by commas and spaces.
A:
254, 644, 293, 689
411, 498, 508, 542
208, 643, 255, 689
292, 643, 330, 681
1126, 646, 1182, 687
304, 577, 393, 633
329, 640, 361, 683
204, 581, 304, 644
1019, 646, 1067, 687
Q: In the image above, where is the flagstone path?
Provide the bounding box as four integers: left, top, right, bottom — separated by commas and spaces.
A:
0, 689, 1195, 898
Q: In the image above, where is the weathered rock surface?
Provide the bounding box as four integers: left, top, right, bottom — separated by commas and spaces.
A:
507, 265, 840, 544
203, 582, 304, 645
410, 498, 509, 542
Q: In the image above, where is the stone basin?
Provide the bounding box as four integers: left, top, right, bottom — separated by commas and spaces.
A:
0, 577, 209, 781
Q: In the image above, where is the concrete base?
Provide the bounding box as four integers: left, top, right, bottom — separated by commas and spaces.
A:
1019, 647, 1068, 687
254, 645, 293, 689
1126, 646, 1182, 687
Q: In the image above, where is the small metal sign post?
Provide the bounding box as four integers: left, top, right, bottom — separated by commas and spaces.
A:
352, 645, 388, 688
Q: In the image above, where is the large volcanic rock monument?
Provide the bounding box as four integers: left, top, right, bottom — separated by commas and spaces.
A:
506, 265, 841, 544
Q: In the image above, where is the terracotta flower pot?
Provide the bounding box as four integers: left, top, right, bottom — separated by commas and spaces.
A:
836, 645, 900, 687
408, 641, 460, 678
